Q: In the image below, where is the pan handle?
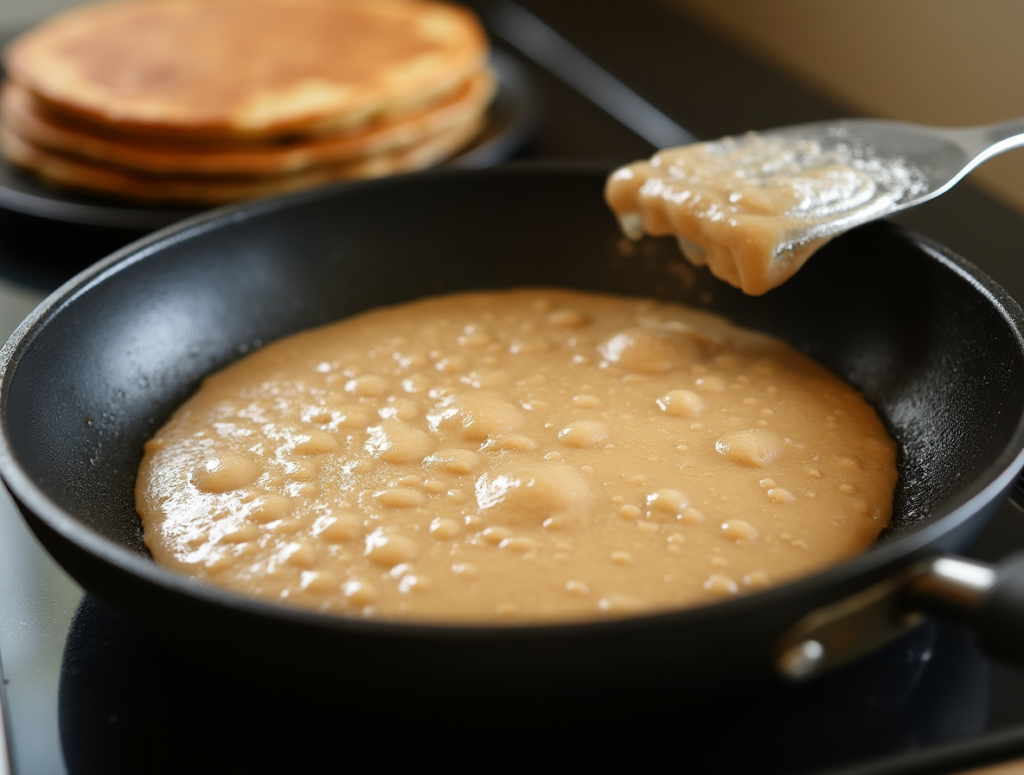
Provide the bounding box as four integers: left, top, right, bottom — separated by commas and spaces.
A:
776, 553, 1024, 680
1010, 475, 1024, 512
907, 552, 1024, 664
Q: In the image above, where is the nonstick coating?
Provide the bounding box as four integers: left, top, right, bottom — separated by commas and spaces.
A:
3, 164, 1024, 716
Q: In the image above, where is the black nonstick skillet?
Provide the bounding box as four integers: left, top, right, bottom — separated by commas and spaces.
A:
3, 163, 1024, 719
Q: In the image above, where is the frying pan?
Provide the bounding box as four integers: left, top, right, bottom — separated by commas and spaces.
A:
3, 163, 1024, 719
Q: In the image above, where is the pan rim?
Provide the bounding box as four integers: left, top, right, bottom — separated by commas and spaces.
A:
3, 161, 1024, 639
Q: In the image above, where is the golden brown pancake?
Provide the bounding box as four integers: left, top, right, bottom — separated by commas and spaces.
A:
4, 0, 490, 140
0, 115, 485, 204
1, 70, 494, 176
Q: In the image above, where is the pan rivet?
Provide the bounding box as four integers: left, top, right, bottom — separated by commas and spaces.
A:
778, 639, 825, 680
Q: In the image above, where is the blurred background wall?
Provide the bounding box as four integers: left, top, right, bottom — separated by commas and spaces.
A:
1, 0, 77, 32
2, 0, 1021, 213
665, 0, 1024, 215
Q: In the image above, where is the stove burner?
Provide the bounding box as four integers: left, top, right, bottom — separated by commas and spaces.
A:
58, 597, 986, 774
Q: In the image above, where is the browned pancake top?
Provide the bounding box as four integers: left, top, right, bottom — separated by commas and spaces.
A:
58, 4, 437, 104
6, 0, 487, 135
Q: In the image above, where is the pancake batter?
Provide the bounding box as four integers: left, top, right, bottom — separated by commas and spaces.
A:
606, 133, 925, 295
136, 290, 898, 622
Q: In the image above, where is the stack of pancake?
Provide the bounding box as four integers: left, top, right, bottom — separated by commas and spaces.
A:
0, 0, 493, 205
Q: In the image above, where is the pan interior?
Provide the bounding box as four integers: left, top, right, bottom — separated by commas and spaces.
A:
4, 167, 1024, 568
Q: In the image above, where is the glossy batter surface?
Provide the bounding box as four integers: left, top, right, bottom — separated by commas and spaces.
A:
136, 290, 897, 623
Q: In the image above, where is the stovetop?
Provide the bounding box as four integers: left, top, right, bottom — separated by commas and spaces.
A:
4, 2, 1024, 773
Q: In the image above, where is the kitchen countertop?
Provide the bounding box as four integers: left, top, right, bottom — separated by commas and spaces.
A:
3, 2, 1024, 773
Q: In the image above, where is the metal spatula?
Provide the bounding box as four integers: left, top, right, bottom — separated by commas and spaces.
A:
755, 115, 1024, 242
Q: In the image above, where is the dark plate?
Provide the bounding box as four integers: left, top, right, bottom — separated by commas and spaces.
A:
0, 27, 539, 230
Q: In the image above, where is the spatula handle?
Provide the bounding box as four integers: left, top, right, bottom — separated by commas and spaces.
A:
945, 117, 1024, 167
